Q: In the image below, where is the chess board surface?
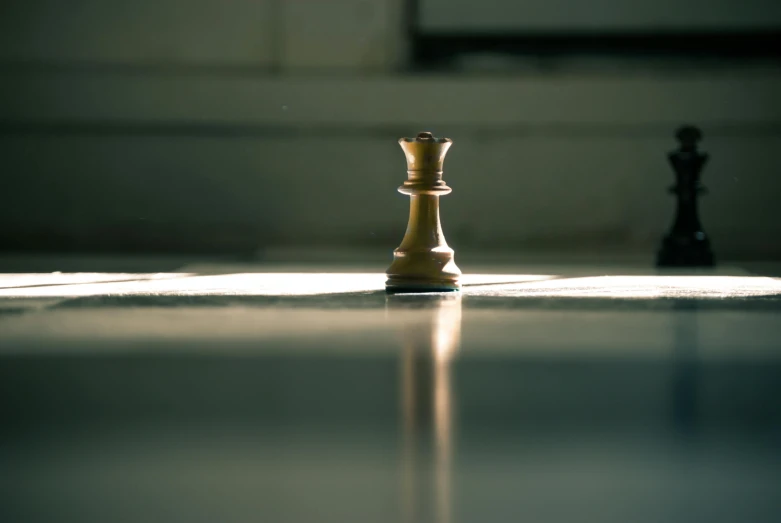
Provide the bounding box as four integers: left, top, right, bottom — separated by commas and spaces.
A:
1, 256, 780, 523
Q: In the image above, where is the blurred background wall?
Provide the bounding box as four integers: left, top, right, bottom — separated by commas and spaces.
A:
1, 0, 780, 260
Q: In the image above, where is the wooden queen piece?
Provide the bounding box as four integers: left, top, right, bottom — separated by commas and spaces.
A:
386, 132, 461, 293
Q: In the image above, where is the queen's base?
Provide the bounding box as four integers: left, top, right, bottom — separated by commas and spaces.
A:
385, 275, 461, 293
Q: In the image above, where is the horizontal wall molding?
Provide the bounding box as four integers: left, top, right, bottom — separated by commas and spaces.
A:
2, 69, 780, 129
2, 121, 781, 139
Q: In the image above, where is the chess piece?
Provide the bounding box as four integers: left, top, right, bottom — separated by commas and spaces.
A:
656, 126, 715, 267
386, 132, 461, 292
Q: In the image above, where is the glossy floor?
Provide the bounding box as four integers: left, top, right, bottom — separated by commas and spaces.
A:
1, 262, 780, 523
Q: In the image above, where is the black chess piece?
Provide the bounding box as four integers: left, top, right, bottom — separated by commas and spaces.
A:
656, 126, 715, 267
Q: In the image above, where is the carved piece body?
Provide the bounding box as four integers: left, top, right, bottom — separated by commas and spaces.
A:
657, 126, 715, 267
386, 132, 461, 292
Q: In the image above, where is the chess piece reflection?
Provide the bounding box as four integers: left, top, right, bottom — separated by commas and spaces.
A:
386, 132, 461, 292
388, 294, 462, 523
671, 301, 700, 437
656, 126, 716, 267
